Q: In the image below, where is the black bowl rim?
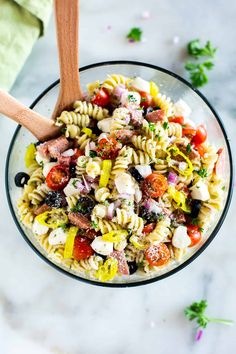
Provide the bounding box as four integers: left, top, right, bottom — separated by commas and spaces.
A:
5, 60, 234, 288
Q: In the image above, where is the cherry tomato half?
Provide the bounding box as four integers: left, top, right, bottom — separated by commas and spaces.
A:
187, 225, 202, 247
73, 236, 94, 260
182, 124, 196, 136
71, 148, 84, 163
143, 223, 155, 235
140, 91, 153, 109
46, 165, 69, 190
194, 143, 205, 157
142, 173, 168, 198
97, 137, 121, 160
191, 125, 207, 145
92, 88, 110, 107
145, 243, 170, 266
168, 116, 184, 125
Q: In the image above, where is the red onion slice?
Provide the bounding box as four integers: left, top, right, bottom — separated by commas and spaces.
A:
107, 203, 115, 220
167, 172, 178, 185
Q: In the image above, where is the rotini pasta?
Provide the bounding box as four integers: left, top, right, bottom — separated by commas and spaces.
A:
56, 111, 90, 127
73, 100, 109, 120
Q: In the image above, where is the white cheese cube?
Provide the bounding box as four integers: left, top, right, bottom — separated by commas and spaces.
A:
32, 219, 49, 236
172, 226, 191, 249
63, 178, 82, 197
190, 181, 210, 201
91, 236, 113, 256
135, 165, 152, 178
48, 227, 67, 246
174, 99, 192, 119
43, 162, 58, 177
121, 91, 141, 106
97, 118, 113, 133
131, 77, 150, 93
115, 173, 135, 195
35, 151, 50, 166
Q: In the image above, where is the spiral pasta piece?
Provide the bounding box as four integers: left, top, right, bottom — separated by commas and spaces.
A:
102, 74, 128, 92
201, 144, 218, 175
71, 255, 103, 272
153, 93, 173, 116
95, 187, 111, 203
130, 148, 151, 165
28, 167, 44, 186
17, 200, 34, 226
66, 193, 81, 209
76, 133, 90, 150
56, 111, 90, 127
91, 215, 121, 234
64, 124, 81, 138
73, 100, 109, 120
131, 135, 157, 160
28, 183, 50, 205
167, 123, 182, 138
76, 156, 89, 176
110, 147, 132, 181
154, 159, 168, 174
146, 217, 171, 244
125, 244, 145, 263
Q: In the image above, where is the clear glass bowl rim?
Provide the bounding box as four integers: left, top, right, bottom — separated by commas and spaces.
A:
5, 60, 234, 288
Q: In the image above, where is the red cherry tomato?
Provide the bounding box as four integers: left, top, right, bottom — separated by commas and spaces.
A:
92, 88, 110, 107
143, 223, 155, 235
140, 91, 153, 109
73, 236, 94, 260
97, 136, 121, 160
71, 148, 84, 163
142, 173, 168, 198
182, 124, 196, 136
46, 165, 69, 190
191, 125, 207, 145
214, 148, 225, 176
145, 243, 170, 266
168, 116, 184, 125
187, 225, 202, 247
194, 143, 206, 157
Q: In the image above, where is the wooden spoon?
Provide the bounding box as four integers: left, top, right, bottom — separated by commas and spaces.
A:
0, 90, 60, 141
51, 0, 83, 120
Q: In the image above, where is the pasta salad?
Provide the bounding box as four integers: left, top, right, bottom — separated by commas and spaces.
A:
16, 74, 225, 282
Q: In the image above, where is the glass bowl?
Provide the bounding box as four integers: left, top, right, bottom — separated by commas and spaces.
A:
5, 61, 233, 287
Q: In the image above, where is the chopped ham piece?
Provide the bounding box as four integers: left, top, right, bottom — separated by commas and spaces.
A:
171, 209, 186, 225
37, 136, 70, 159
58, 155, 71, 166
146, 109, 165, 123
113, 129, 136, 144
34, 204, 51, 216
68, 212, 91, 229
110, 250, 129, 275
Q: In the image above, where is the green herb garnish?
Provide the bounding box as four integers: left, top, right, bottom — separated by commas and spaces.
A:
148, 122, 156, 132
187, 39, 217, 58
197, 168, 208, 178
186, 143, 192, 154
192, 218, 199, 226
163, 122, 169, 130
60, 223, 68, 231
89, 150, 97, 158
185, 300, 233, 341
127, 27, 143, 42
91, 221, 98, 230
72, 179, 79, 188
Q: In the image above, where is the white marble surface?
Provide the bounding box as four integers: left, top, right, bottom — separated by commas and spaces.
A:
0, 0, 236, 353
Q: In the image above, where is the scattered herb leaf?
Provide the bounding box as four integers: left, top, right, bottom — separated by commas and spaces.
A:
127, 27, 143, 42
186, 143, 192, 154
163, 122, 169, 130
197, 168, 208, 178
185, 300, 234, 341
148, 122, 156, 131
89, 151, 97, 158
91, 221, 98, 229
187, 39, 217, 58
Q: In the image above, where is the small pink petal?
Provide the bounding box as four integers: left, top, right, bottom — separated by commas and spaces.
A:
195, 329, 203, 341
141, 10, 150, 19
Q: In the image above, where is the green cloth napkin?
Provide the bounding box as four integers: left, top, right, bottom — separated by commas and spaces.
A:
0, 0, 52, 91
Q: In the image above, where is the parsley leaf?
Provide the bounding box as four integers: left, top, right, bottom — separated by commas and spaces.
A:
188, 39, 217, 58
127, 27, 143, 42
184, 299, 234, 339
163, 122, 169, 130
191, 218, 199, 226
148, 122, 156, 132
91, 221, 98, 230
89, 150, 97, 158
185, 62, 214, 87
197, 168, 208, 178
186, 143, 192, 154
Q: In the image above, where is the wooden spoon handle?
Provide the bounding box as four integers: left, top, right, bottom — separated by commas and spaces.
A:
0, 90, 59, 141
52, 0, 82, 119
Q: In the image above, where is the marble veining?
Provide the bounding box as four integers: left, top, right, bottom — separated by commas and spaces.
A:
0, 0, 236, 353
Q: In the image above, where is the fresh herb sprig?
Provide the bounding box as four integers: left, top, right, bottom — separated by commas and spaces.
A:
185, 39, 217, 88
127, 27, 143, 42
185, 300, 234, 341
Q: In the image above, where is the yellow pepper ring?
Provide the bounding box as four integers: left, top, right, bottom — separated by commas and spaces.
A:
168, 186, 191, 213
81, 127, 93, 137
25, 143, 36, 168
99, 159, 112, 188
64, 226, 78, 259
166, 146, 193, 176
129, 235, 146, 250
102, 230, 128, 243
95, 258, 118, 282
35, 209, 68, 229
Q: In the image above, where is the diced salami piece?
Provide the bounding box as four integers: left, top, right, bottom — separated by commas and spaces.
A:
146, 109, 165, 123
37, 142, 49, 158
34, 204, 51, 216
214, 148, 225, 176
130, 108, 143, 127
110, 250, 129, 275
171, 209, 186, 226
68, 212, 91, 229
58, 155, 71, 166
113, 129, 136, 144
47, 136, 70, 159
